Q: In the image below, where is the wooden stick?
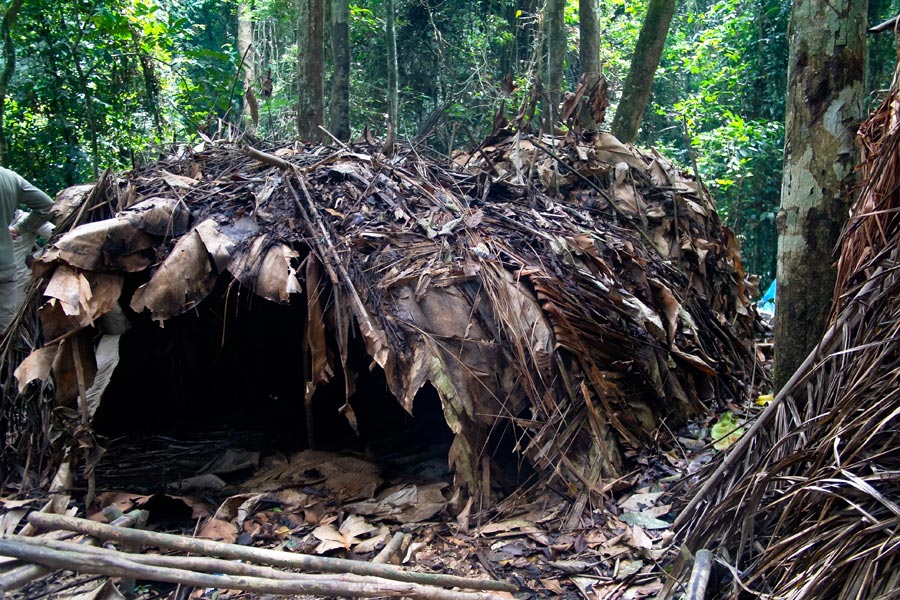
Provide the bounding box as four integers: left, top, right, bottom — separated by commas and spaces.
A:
242, 145, 291, 170
373, 532, 408, 565
26, 513, 517, 593
0, 539, 507, 600
0, 561, 52, 592
286, 174, 392, 365
684, 549, 712, 600
9, 536, 295, 581
0, 508, 145, 592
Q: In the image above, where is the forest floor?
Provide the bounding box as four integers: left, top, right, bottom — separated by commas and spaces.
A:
3, 326, 773, 600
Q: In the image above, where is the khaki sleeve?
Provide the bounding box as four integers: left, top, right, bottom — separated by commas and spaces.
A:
14, 175, 53, 235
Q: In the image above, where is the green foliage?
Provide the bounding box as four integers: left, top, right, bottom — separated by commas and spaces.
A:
3, 0, 241, 193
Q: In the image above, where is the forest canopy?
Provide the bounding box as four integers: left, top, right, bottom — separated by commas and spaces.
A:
2, 0, 899, 286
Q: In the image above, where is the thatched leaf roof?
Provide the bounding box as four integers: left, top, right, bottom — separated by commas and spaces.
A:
2, 132, 760, 503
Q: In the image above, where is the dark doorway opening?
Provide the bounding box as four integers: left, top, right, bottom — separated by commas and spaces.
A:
92, 277, 455, 492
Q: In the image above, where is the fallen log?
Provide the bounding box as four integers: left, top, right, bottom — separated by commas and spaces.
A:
26, 512, 518, 593
0, 538, 509, 600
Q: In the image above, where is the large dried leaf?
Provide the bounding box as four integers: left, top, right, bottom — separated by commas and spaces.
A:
45, 218, 156, 272
131, 229, 216, 321
14, 343, 59, 393
121, 197, 191, 236
313, 514, 386, 554
84, 334, 121, 419
229, 235, 302, 303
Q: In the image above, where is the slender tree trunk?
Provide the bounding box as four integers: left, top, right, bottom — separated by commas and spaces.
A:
610, 0, 675, 143
384, 0, 398, 154
297, 0, 325, 141
237, 0, 257, 131
0, 0, 24, 166
545, 0, 565, 125
130, 28, 163, 138
579, 0, 601, 129
774, 0, 867, 387
35, 14, 78, 185
69, 45, 100, 179
329, 0, 350, 141
579, 0, 600, 81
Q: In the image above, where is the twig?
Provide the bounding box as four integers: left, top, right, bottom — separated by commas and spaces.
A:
319, 125, 351, 150
242, 145, 291, 169
373, 532, 409, 565
463, 125, 497, 176
285, 173, 392, 366
0, 538, 508, 600
222, 43, 255, 125
528, 136, 663, 257
870, 14, 900, 33
26, 513, 518, 593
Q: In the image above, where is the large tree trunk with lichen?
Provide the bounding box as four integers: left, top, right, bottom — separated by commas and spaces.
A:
297, 0, 325, 142
329, 0, 351, 142
237, 0, 257, 131
774, 0, 867, 387
610, 0, 674, 143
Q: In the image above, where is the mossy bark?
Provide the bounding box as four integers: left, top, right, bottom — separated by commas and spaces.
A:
579, 0, 601, 129
0, 0, 23, 166
774, 0, 867, 388
546, 0, 566, 124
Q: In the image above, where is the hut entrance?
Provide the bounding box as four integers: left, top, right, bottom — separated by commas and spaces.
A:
92, 277, 454, 492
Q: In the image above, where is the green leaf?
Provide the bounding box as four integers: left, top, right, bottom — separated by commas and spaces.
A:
711, 412, 744, 451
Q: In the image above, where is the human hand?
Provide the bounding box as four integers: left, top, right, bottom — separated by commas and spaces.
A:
8, 225, 19, 240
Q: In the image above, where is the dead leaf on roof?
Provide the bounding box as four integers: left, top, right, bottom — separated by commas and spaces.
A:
131, 229, 216, 321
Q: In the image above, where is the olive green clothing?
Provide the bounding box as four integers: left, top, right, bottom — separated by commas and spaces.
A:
1, 167, 52, 274
1, 168, 52, 332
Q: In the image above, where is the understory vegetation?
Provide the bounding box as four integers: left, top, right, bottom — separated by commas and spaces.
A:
3, 0, 899, 286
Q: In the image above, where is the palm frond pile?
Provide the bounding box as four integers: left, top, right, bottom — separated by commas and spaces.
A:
1, 131, 759, 503
665, 70, 900, 599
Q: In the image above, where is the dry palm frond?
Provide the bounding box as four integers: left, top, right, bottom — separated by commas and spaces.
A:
1, 133, 759, 503
666, 62, 900, 600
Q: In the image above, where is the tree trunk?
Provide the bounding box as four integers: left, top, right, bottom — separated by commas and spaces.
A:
0, 0, 24, 166
610, 0, 675, 143
330, 0, 350, 142
579, 0, 600, 129
384, 0, 398, 154
774, 0, 867, 387
297, 0, 325, 142
545, 0, 565, 126
237, 0, 257, 131
130, 28, 163, 138
68, 44, 100, 179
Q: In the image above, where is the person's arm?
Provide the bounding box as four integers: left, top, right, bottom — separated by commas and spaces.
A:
10, 175, 53, 236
